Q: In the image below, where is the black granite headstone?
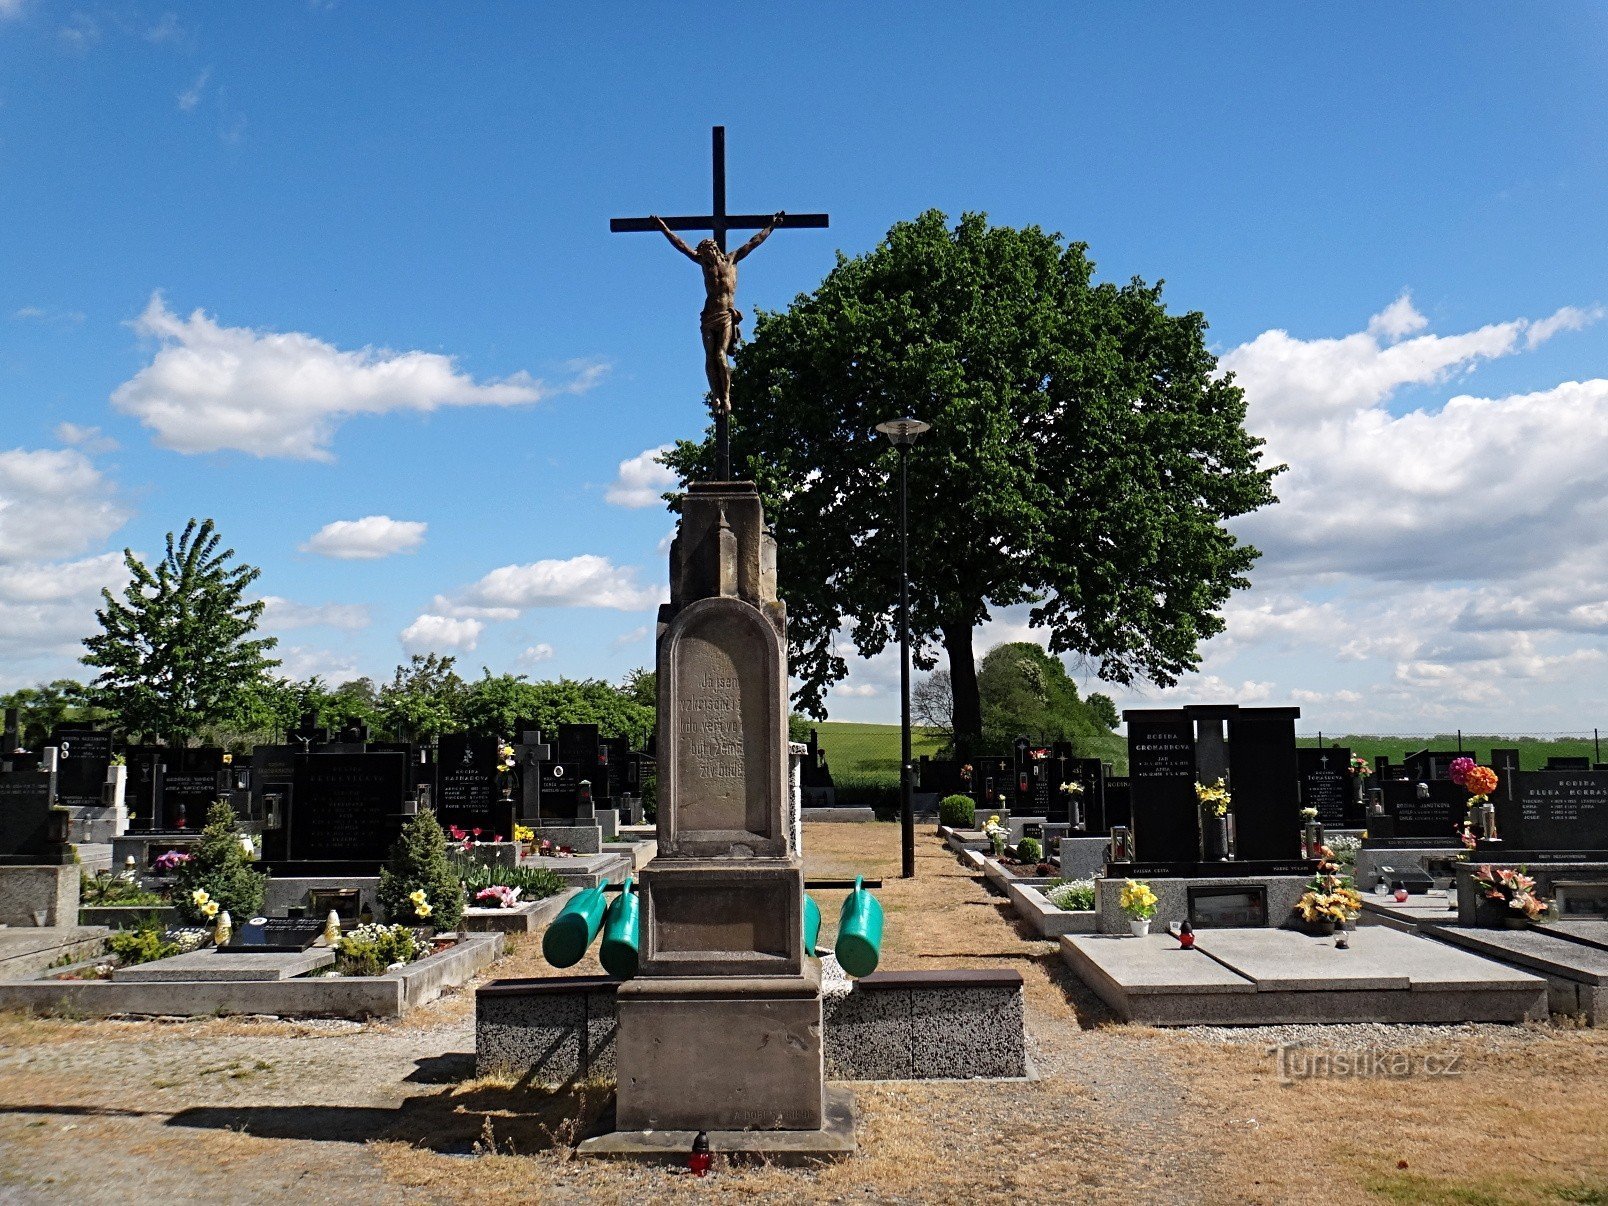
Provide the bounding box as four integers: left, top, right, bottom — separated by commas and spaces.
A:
1125, 711, 1199, 862
1297, 746, 1351, 828
251, 744, 297, 828
0, 770, 55, 863
435, 733, 512, 838
287, 751, 405, 863
1496, 769, 1608, 852
1103, 775, 1131, 831
1226, 708, 1303, 861
49, 728, 112, 809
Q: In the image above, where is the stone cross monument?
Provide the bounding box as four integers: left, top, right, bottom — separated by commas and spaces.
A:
613, 480, 825, 1132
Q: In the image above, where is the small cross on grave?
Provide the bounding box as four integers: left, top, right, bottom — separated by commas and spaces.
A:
1318, 753, 1330, 770
287, 712, 327, 754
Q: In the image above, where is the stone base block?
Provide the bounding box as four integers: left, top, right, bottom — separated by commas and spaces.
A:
579, 1085, 856, 1164
0, 864, 80, 927
262, 876, 380, 920
476, 974, 619, 1083
638, 859, 803, 977
528, 824, 603, 855
1095, 874, 1310, 934
114, 946, 335, 982
615, 969, 824, 1131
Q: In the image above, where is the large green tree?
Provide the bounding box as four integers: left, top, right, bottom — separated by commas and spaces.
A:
1, 678, 103, 746
81, 519, 279, 744
663, 211, 1280, 754
377, 654, 467, 742
976, 642, 1124, 766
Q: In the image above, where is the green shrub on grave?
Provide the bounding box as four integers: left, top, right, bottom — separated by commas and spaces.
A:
939, 794, 975, 828
108, 917, 179, 965
170, 800, 265, 926
1016, 837, 1042, 865
379, 811, 465, 930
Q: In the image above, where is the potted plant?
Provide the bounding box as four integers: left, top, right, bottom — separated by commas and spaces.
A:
1471, 864, 1548, 928
1451, 759, 1501, 842
983, 814, 1009, 858
1196, 778, 1232, 860
1292, 852, 1363, 935
1119, 879, 1158, 937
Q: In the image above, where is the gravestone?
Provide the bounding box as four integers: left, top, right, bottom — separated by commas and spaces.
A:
251, 744, 297, 830
1224, 707, 1302, 861
1495, 769, 1608, 852
1379, 777, 1464, 842
49, 728, 112, 810
286, 751, 405, 864
1125, 711, 1199, 862
1404, 749, 1469, 781
158, 747, 225, 830
1103, 774, 1132, 831
1298, 748, 1351, 828
618, 481, 821, 1133
436, 733, 514, 839
0, 769, 62, 863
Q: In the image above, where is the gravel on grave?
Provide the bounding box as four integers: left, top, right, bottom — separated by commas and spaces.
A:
1173, 1020, 1565, 1051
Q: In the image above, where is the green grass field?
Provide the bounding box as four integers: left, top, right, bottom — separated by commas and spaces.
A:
809, 721, 946, 786
1297, 733, 1605, 770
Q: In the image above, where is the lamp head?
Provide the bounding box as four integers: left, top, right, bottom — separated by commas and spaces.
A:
874, 416, 931, 447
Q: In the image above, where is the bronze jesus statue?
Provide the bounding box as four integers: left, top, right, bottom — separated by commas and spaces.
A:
651, 211, 784, 415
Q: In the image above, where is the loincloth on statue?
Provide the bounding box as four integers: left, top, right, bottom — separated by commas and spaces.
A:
700, 305, 743, 354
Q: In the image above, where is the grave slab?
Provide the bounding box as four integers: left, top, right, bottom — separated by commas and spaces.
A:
0, 925, 108, 979
114, 946, 335, 982
1191, 928, 1411, 991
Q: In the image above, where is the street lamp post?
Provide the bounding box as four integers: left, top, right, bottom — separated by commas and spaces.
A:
875, 416, 931, 879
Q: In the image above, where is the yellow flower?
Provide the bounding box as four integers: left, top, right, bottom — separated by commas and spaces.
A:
409, 889, 427, 905
191, 888, 210, 906
202, 900, 220, 919
416, 902, 432, 919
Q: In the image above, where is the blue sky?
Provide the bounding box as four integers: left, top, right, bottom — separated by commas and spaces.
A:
2, 3, 1607, 735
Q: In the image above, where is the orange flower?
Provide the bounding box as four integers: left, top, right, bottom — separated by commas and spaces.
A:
1464, 765, 1498, 796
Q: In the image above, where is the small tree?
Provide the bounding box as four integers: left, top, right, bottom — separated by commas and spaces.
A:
377, 654, 467, 742
378, 811, 464, 930
171, 800, 266, 925
82, 518, 278, 744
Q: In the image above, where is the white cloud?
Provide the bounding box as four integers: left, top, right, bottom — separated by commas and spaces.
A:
274, 645, 361, 683
58, 12, 98, 47
0, 447, 128, 562
454, 554, 662, 613
518, 643, 556, 666
177, 66, 210, 111
259, 596, 370, 631
112, 294, 606, 460
612, 625, 650, 649
0, 552, 127, 683
13, 305, 85, 325
1366, 293, 1430, 341
54, 422, 118, 454
300, 515, 426, 560
606, 445, 677, 508
0, 0, 27, 20
400, 614, 482, 654
833, 683, 881, 698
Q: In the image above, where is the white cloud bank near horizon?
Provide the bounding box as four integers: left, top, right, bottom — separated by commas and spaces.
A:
829, 294, 1608, 734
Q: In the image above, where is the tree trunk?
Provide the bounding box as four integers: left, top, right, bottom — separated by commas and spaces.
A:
943, 621, 982, 758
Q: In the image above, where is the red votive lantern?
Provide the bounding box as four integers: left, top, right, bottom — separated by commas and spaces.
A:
1178, 920, 1195, 950
688, 1130, 711, 1177
1393, 882, 1409, 903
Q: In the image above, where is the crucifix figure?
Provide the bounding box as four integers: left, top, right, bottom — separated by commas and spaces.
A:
650, 211, 784, 418
611, 125, 828, 477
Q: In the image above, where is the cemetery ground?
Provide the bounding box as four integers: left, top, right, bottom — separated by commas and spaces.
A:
0, 826, 1604, 1204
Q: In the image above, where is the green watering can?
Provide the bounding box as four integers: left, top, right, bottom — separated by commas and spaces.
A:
542, 879, 610, 968
599, 878, 640, 979
803, 892, 822, 955
834, 875, 884, 978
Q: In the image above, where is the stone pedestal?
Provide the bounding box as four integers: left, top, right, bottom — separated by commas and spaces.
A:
616, 964, 825, 1131
606, 482, 836, 1148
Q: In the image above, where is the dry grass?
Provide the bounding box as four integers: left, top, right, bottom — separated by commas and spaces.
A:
1, 821, 1605, 1204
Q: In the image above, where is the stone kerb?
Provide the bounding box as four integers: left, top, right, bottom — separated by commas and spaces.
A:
655, 595, 789, 859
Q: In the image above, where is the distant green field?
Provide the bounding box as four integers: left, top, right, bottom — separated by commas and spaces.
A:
1297, 734, 1605, 771
810, 721, 945, 787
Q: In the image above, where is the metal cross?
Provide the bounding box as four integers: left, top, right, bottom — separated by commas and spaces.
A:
610, 125, 828, 478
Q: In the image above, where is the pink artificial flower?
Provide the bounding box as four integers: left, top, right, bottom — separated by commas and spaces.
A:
1448, 757, 1475, 787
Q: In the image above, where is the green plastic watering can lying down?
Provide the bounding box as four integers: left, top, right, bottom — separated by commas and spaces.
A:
599, 878, 640, 979
834, 875, 884, 978
803, 891, 822, 955
541, 879, 610, 969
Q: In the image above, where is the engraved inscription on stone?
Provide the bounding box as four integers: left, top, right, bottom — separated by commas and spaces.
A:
673, 611, 770, 838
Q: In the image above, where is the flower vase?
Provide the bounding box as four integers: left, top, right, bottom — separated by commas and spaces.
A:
1473, 899, 1508, 929
1202, 814, 1230, 861
1128, 918, 1151, 937
1302, 917, 1337, 937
